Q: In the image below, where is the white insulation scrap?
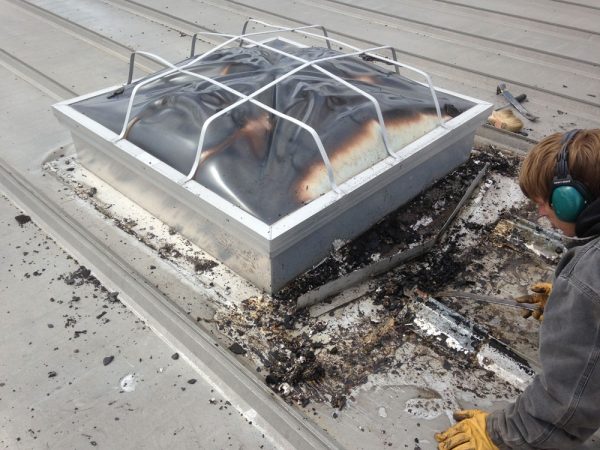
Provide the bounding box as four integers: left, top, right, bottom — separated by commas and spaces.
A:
119, 373, 137, 392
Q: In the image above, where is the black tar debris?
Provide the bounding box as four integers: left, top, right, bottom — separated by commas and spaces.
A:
15, 215, 31, 227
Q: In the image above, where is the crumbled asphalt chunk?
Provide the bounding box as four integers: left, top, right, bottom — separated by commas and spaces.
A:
332, 394, 347, 410
171, 353, 179, 360
265, 374, 280, 385
228, 342, 246, 355
103, 356, 114, 366
187, 378, 197, 385
62, 266, 92, 286
15, 215, 31, 227
48, 371, 57, 378
192, 258, 218, 273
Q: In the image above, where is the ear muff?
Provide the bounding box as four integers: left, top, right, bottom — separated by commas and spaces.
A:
550, 129, 592, 222
551, 184, 587, 222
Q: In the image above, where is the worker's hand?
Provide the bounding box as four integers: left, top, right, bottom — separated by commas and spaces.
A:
515, 282, 552, 321
435, 409, 499, 450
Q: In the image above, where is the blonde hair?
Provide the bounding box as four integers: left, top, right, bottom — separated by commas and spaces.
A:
519, 129, 600, 202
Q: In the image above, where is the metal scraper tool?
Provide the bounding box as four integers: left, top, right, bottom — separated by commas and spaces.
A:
437, 290, 537, 311
496, 83, 538, 121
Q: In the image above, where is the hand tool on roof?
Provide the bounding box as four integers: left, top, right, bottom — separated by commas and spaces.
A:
496, 83, 538, 121
494, 93, 526, 111
437, 290, 537, 311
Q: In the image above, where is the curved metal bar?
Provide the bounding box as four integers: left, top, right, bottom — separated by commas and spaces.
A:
235, 36, 396, 158
318, 25, 332, 50
119, 39, 242, 140
117, 50, 340, 194
189, 24, 320, 55
190, 33, 199, 58
280, 27, 446, 127
189, 44, 392, 186
240, 18, 332, 50
118, 51, 178, 141
123, 27, 449, 197
191, 25, 315, 55
128, 53, 136, 84
390, 48, 400, 74
187, 31, 395, 156
188, 90, 339, 195
191, 30, 272, 58
189, 24, 444, 127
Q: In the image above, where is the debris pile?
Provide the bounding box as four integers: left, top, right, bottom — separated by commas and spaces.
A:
214, 147, 537, 408
47, 145, 551, 414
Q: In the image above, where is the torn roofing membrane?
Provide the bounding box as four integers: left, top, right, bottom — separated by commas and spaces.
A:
72, 40, 475, 224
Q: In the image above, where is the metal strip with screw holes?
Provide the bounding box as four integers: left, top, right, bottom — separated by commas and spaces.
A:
0, 157, 341, 450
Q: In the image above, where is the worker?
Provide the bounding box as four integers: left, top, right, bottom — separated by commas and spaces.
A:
435, 129, 600, 449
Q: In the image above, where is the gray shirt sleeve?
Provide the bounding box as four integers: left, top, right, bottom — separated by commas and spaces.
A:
486, 240, 600, 449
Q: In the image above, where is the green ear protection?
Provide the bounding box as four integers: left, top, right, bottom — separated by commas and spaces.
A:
550, 129, 592, 222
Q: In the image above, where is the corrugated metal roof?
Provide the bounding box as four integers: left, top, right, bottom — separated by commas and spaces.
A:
1, 0, 599, 448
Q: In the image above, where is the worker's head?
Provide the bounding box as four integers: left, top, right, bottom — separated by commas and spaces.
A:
519, 129, 600, 237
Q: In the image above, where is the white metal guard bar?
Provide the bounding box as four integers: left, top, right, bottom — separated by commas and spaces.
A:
240, 19, 400, 74
122, 28, 318, 135
240, 19, 332, 50
237, 19, 444, 127
119, 24, 447, 196
189, 24, 328, 59
187, 36, 396, 174
122, 26, 328, 138
119, 51, 340, 194
119, 35, 244, 140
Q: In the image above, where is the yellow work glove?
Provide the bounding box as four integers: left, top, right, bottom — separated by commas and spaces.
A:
515, 282, 552, 321
435, 409, 499, 450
